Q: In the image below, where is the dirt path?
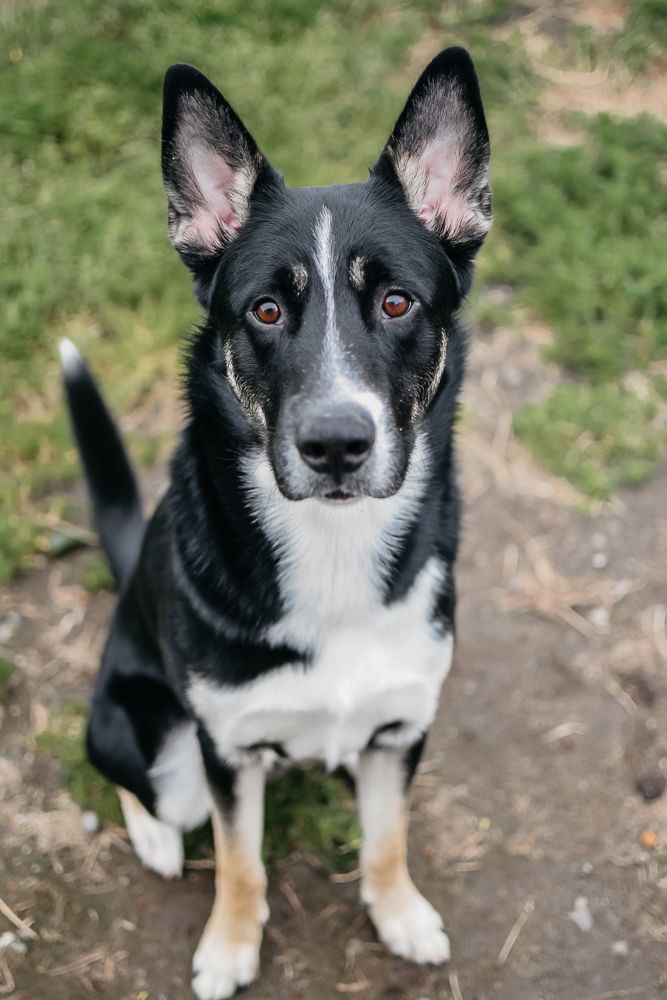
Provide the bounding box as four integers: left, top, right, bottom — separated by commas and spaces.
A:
1, 322, 666, 1000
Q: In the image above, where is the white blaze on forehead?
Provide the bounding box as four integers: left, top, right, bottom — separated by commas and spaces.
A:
312, 207, 337, 353
310, 208, 395, 483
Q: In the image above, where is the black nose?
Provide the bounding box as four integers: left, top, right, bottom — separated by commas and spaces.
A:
297, 403, 376, 480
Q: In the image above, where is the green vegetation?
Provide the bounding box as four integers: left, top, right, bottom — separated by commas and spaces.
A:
0, 0, 665, 577
501, 119, 666, 496
0, 657, 15, 700
490, 108, 667, 499
186, 767, 364, 871
36, 699, 122, 824
612, 0, 667, 70
264, 767, 360, 870
491, 114, 667, 382
81, 553, 115, 594
186, 768, 361, 871
514, 382, 666, 500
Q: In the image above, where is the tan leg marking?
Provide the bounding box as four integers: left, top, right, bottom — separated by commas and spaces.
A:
201, 807, 267, 951
364, 817, 410, 895
192, 763, 267, 1000
357, 749, 450, 965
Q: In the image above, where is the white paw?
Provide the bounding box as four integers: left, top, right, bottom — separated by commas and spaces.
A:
369, 889, 450, 965
191, 935, 260, 1000
123, 801, 184, 879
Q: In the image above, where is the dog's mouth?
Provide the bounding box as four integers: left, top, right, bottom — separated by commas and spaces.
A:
272, 468, 407, 504
320, 489, 361, 505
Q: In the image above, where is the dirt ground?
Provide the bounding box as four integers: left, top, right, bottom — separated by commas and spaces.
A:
1, 315, 666, 1000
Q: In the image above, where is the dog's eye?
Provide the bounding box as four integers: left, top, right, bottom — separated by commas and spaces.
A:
254, 300, 282, 325
382, 292, 412, 319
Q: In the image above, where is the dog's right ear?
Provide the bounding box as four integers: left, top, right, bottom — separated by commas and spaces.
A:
161, 64, 281, 297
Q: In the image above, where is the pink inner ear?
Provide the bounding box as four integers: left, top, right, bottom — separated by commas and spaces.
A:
189, 145, 242, 246
417, 139, 474, 234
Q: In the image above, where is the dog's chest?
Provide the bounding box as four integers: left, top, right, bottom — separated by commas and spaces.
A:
188, 477, 453, 768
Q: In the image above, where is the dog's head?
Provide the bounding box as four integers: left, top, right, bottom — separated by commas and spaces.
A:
162, 48, 491, 501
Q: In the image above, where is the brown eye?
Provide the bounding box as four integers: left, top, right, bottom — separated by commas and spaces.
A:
382, 292, 412, 318
254, 300, 282, 325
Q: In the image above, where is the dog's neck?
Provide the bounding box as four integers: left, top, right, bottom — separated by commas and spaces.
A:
240, 438, 429, 644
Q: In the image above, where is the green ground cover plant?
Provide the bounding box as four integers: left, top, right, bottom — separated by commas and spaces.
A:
0, 656, 15, 700
490, 108, 667, 499
36, 699, 123, 824
514, 381, 665, 500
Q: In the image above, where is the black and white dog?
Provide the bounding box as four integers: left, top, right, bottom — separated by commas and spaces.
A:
60, 46, 491, 1000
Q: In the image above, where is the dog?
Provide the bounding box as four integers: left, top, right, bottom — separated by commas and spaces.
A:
60, 46, 491, 1000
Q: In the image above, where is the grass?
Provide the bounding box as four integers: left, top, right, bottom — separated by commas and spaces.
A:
263, 767, 360, 870
607, 0, 666, 71
489, 114, 667, 383
487, 106, 667, 499
36, 699, 122, 825
0, 0, 665, 578
476, 7, 666, 498
37, 698, 359, 870
514, 382, 666, 500
0, 657, 15, 700
81, 553, 115, 594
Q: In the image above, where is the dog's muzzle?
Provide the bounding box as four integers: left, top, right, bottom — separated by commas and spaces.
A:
296, 402, 376, 484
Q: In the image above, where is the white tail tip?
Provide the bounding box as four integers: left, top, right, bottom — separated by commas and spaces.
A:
58, 337, 83, 374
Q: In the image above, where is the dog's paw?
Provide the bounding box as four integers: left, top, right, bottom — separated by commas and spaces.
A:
368, 888, 450, 965
130, 813, 183, 880
191, 936, 260, 1000
119, 790, 183, 879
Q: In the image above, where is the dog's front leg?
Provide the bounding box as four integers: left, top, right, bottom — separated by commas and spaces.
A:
192, 750, 267, 1000
357, 744, 450, 965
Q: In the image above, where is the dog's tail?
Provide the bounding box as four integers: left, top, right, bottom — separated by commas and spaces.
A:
59, 338, 144, 589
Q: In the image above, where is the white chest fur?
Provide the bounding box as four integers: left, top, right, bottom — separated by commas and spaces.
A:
187, 446, 453, 769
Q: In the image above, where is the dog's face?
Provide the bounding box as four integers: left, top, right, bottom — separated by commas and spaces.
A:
162, 49, 491, 501
208, 183, 459, 501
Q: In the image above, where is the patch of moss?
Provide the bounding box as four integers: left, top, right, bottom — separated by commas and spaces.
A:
183, 820, 214, 860
184, 766, 362, 871
263, 766, 360, 872
81, 553, 115, 594
186, 767, 362, 871
36, 699, 122, 825
0, 657, 15, 700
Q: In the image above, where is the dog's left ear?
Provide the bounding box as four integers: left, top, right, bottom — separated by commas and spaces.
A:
374, 47, 491, 259
161, 64, 282, 299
